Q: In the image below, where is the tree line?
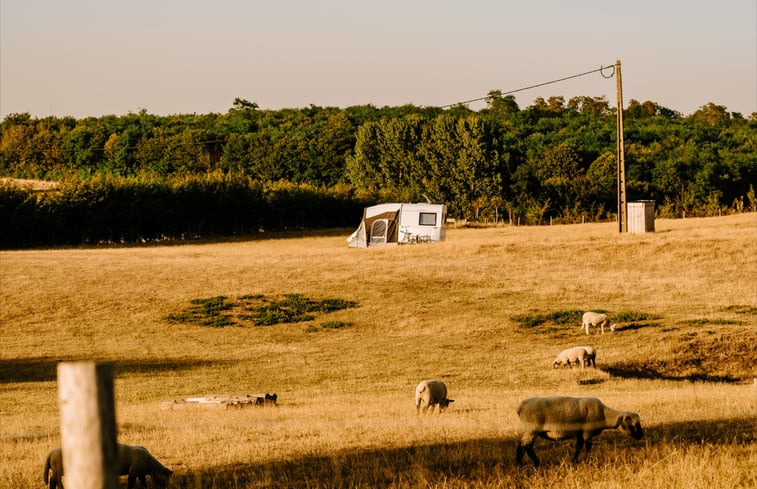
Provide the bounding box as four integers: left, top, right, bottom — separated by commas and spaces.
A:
1, 94, 755, 245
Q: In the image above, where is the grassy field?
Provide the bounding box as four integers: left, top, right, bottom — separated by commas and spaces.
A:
1, 213, 756, 488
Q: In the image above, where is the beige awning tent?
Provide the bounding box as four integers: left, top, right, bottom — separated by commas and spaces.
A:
347, 203, 447, 248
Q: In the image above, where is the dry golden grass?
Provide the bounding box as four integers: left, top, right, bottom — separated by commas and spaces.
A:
1, 213, 756, 488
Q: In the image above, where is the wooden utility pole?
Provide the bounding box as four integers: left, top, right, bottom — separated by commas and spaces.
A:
58, 362, 118, 489
615, 59, 627, 233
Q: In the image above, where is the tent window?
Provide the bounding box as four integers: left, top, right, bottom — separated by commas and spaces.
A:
370, 220, 388, 243
419, 212, 437, 226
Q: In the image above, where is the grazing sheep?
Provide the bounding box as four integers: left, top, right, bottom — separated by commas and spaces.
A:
576, 345, 597, 368
581, 311, 616, 335
43, 443, 172, 489
516, 396, 643, 466
552, 346, 591, 369
43, 447, 64, 489
415, 380, 454, 414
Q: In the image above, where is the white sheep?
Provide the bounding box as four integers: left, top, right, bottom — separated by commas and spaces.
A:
44, 443, 172, 489
581, 311, 616, 335
516, 396, 643, 466
552, 346, 592, 369
415, 380, 454, 414
576, 345, 597, 368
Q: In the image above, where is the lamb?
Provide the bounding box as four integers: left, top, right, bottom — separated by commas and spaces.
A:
552, 346, 593, 369
43, 443, 172, 489
515, 396, 643, 466
415, 380, 454, 414
581, 311, 616, 335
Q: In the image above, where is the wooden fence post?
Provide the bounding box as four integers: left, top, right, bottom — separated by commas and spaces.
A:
57, 361, 118, 489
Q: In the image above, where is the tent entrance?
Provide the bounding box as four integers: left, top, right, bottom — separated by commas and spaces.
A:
370, 219, 389, 245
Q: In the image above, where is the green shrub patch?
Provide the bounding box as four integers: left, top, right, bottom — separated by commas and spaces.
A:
512, 309, 582, 329
614, 310, 658, 322
167, 293, 358, 328
545, 309, 583, 324
720, 305, 757, 315
511, 309, 584, 337
320, 321, 352, 330
513, 309, 659, 336
678, 318, 743, 326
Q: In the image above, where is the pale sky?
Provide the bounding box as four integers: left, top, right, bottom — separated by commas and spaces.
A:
1, 1, 755, 119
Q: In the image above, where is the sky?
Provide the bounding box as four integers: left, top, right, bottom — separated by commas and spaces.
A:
1, 1, 755, 119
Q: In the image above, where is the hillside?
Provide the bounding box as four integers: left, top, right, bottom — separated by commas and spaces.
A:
1, 213, 755, 488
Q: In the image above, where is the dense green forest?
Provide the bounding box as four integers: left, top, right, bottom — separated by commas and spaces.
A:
1, 94, 755, 247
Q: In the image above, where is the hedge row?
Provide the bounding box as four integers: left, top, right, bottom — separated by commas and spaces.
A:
0, 175, 372, 248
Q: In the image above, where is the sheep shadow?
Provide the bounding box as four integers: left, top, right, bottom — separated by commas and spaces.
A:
604, 362, 743, 383
168, 437, 520, 489
0, 357, 223, 384
614, 322, 655, 332
165, 417, 754, 488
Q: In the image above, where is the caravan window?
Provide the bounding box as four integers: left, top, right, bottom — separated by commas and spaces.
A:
419, 212, 437, 226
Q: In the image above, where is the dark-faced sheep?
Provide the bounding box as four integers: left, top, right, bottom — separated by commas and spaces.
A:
516, 396, 643, 466
415, 380, 454, 414
582, 312, 616, 335
43, 443, 172, 489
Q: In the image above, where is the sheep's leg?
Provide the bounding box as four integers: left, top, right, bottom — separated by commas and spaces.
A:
584, 438, 593, 456
516, 438, 539, 467
572, 436, 585, 463
515, 444, 526, 465
524, 444, 539, 467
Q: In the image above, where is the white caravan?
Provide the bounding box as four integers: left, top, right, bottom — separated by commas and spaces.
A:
347, 203, 447, 248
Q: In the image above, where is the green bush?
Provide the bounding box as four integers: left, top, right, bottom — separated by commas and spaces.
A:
167, 293, 358, 328
546, 309, 583, 324
614, 310, 657, 322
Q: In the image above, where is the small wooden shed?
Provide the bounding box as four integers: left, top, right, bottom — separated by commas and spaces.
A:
628, 200, 655, 234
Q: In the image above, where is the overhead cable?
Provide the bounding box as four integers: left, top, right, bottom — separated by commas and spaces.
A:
439, 64, 616, 109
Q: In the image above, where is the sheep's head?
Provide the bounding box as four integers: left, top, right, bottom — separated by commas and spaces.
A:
617, 413, 643, 440
610, 323, 617, 332
440, 398, 455, 411
153, 467, 172, 488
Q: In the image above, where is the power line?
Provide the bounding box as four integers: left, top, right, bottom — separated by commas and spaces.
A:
439, 64, 616, 109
